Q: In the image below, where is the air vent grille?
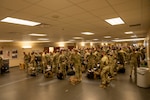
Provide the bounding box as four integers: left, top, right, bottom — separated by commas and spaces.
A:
129, 24, 141, 27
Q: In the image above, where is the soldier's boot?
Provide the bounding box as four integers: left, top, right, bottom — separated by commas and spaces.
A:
99, 84, 106, 89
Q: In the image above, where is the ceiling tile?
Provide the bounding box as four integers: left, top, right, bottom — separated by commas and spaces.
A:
99, 14, 119, 20
77, 0, 109, 11
107, 0, 130, 5
119, 10, 141, 25
58, 6, 86, 16
90, 7, 116, 18
24, 0, 42, 4
0, 7, 15, 19
21, 5, 52, 16
37, 0, 73, 11
44, 12, 68, 20
112, 0, 141, 12
68, 0, 90, 4
71, 13, 95, 20
11, 12, 38, 21
0, 0, 31, 11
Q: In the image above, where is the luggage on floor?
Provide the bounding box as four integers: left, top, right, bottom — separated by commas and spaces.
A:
67, 70, 75, 76
44, 70, 53, 78
118, 67, 125, 73
57, 72, 64, 80
28, 67, 37, 76
44, 65, 53, 78
1, 66, 9, 74
87, 69, 94, 79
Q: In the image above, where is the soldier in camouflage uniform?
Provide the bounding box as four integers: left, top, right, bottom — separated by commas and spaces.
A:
58, 50, 67, 78
0, 56, 3, 74
30, 52, 36, 68
41, 51, 47, 73
108, 51, 117, 78
23, 52, 29, 72
53, 50, 59, 74
87, 50, 96, 70
99, 51, 110, 88
71, 49, 82, 81
130, 49, 138, 83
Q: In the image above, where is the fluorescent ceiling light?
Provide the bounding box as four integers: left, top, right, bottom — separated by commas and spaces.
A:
105, 17, 125, 25
131, 35, 137, 38
90, 42, 93, 46
37, 38, 49, 41
22, 45, 32, 49
29, 33, 47, 36
68, 39, 75, 42
81, 42, 85, 46
58, 42, 65, 47
112, 38, 145, 42
81, 32, 94, 35
104, 36, 111, 38
0, 40, 14, 42
73, 37, 83, 39
1, 17, 40, 26
124, 31, 133, 34
93, 39, 99, 41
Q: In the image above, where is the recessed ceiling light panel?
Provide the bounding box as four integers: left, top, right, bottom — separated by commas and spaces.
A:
81, 32, 94, 35
37, 38, 49, 41
131, 35, 137, 38
0, 40, 14, 42
112, 38, 145, 42
104, 36, 111, 38
124, 31, 133, 34
93, 39, 99, 41
1, 17, 41, 26
105, 17, 125, 25
29, 33, 47, 36
73, 37, 83, 39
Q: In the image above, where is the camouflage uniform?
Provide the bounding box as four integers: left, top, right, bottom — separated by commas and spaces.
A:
23, 52, 29, 71
100, 53, 110, 88
130, 50, 138, 83
41, 52, 47, 73
108, 54, 115, 77
71, 50, 82, 81
53, 52, 59, 73
87, 52, 96, 70
58, 51, 67, 78
0, 57, 3, 74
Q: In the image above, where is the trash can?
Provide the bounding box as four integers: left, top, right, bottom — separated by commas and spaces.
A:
137, 67, 150, 88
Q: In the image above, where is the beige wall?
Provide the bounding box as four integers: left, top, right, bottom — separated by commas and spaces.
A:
0, 42, 44, 67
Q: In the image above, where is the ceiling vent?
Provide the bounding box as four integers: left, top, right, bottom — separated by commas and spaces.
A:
129, 24, 141, 27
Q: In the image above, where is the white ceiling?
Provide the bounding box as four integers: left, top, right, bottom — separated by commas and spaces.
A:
0, 0, 150, 43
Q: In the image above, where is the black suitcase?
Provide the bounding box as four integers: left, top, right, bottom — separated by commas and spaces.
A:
67, 70, 75, 76
1, 66, 9, 74
57, 72, 64, 80
118, 67, 125, 73
87, 70, 94, 79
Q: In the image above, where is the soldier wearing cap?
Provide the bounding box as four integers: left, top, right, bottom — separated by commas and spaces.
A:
99, 51, 110, 88
87, 49, 96, 70
23, 52, 29, 72
58, 50, 67, 78
53, 50, 60, 74
71, 49, 82, 81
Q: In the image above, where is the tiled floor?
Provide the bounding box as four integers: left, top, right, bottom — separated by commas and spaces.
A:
0, 66, 150, 100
